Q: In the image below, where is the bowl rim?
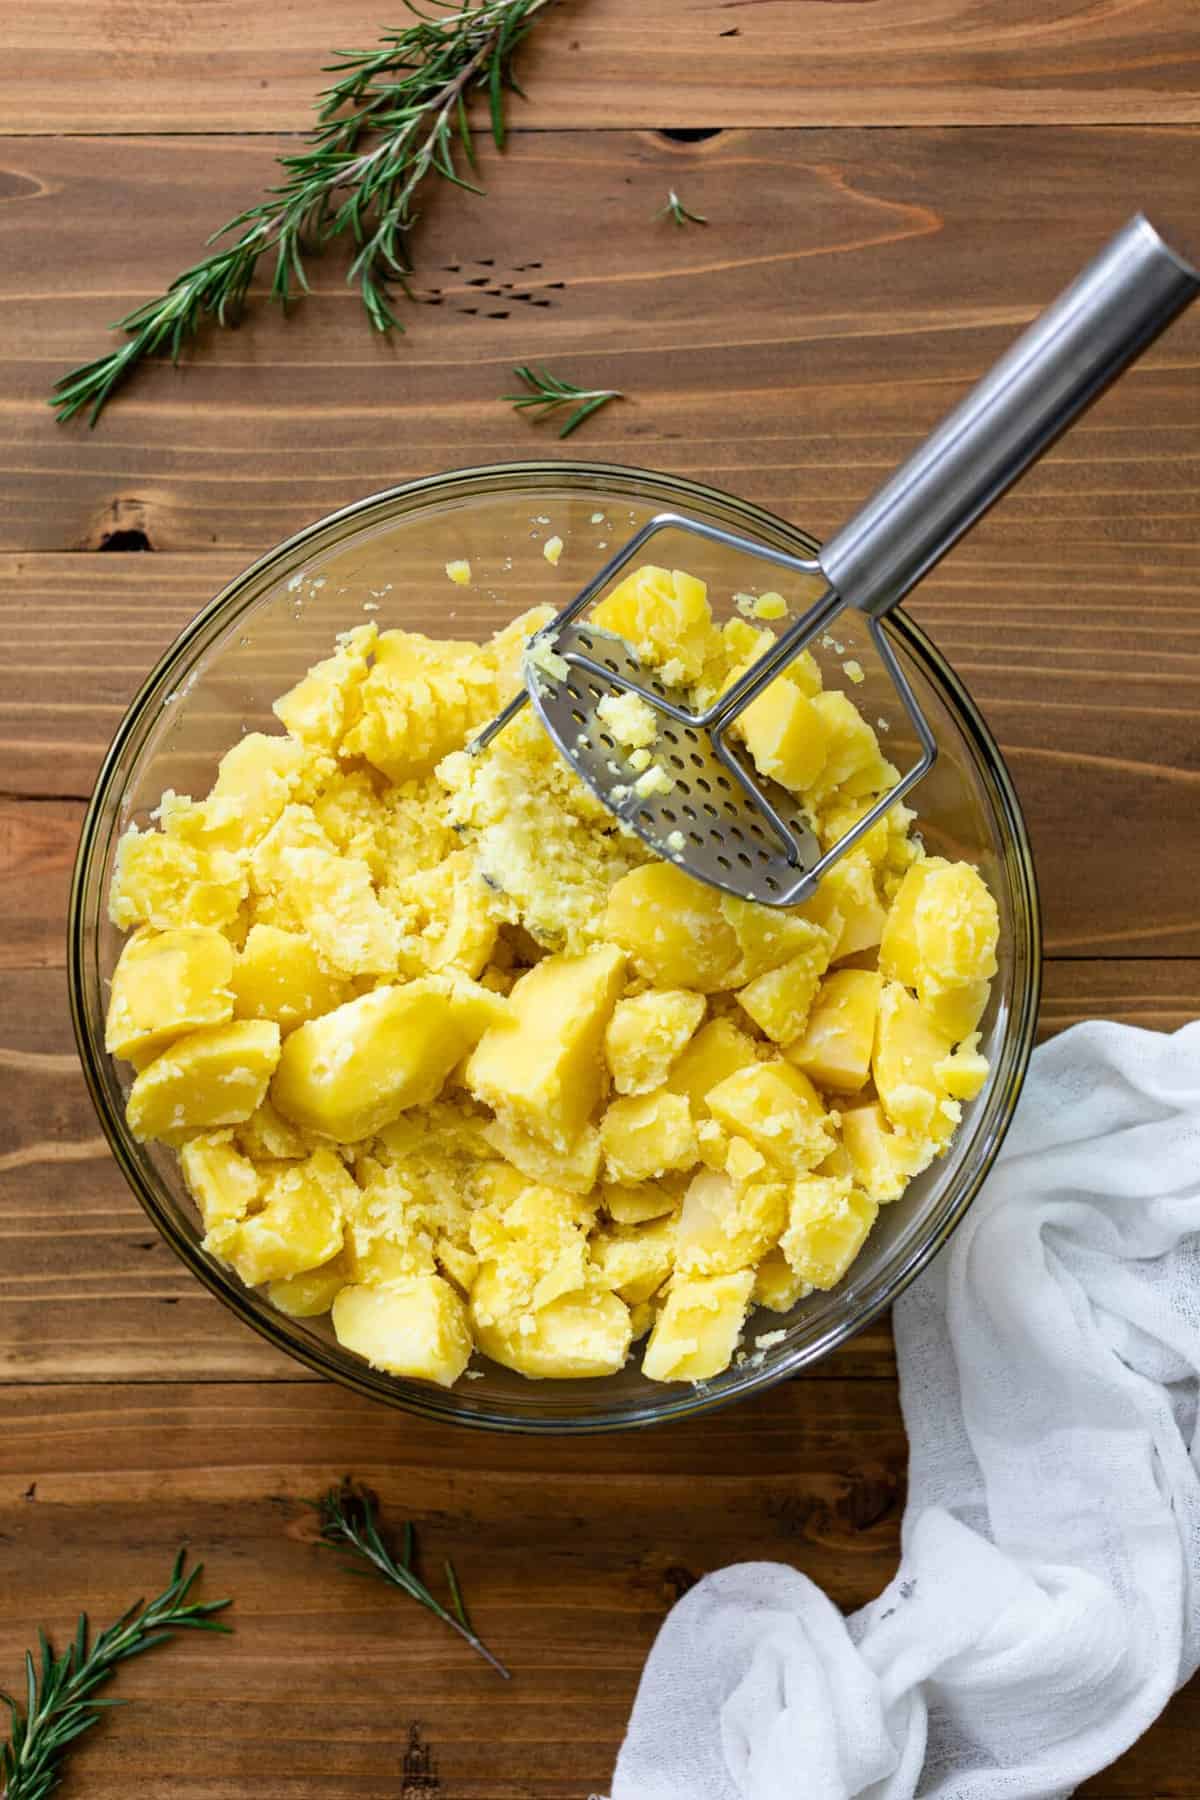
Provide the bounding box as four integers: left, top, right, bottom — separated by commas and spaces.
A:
68, 459, 1042, 1433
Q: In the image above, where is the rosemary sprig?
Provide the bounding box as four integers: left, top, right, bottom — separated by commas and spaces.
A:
505, 363, 623, 437
0, 1550, 231, 1800
314, 1479, 509, 1678
52, 0, 557, 426
657, 188, 707, 227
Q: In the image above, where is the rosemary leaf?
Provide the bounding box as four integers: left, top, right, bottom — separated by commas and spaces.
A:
51, 0, 558, 427
504, 363, 624, 438
0, 1551, 231, 1800
657, 188, 707, 227
315, 1479, 509, 1679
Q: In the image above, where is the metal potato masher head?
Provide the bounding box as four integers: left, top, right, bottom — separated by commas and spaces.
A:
475, 215, 1199, 906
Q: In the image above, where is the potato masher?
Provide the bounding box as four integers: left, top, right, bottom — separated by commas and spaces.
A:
474, 214, 1199, 907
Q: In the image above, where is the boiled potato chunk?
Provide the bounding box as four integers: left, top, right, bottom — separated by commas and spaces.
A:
735, 921, 832, 1044
739, 678, 828, 794
272, 977, 504, 1141
333, 1274, 473, 1387
600, 1091, 699, 1184
706, 1063, 833, 1171
604, 989, 706, 1095
780, 1177, 878, 1290
268, 1254, 352, 1318
604, 864, 739, 992
603, 1181, 681, 1225
482, 1115, 602, 1197
232, 923, 349, 1033
753, 1248, 813, 1312
470, 1277, 633, 1379
720, 897, 827, 985
206, 1148, 350, 1286
275, 848, 400, 978
272, 623, 375, 747
841, 1102, 932, 1203
808, 692, 885, 804
592, 564, 718, 683
642, 1269, 755, 1382
590, 1214, 677, 1304
127, 1019, 281, 1142
109, 827, 246, 933
204, 733, 308, 851
105, 927, 235, 1064
787, 968, 882, 1094
799, 848, 886, 961
880, 857, 999, 1026
665, 1018, 761, 1113
464, 944, 625, 1150
935, 1034, 990, 1102
180, 1132, 260, 1230
675, 1169, 787, 1276
873, 981, 960, 1141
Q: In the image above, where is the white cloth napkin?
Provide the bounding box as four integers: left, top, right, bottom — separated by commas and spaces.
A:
609, 1020, 1200, 1800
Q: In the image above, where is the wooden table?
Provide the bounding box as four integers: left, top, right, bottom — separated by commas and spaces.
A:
3, 3, 1198, 1793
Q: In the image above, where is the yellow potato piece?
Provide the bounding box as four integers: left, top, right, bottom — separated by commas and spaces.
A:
602, 1181, 681, 1226
675, 1168, 787, 1276
235, 1099, 308, 1162
807, 691, 885, 805
333, 1275, 473, 1387
268, 1254, 352, 1319
600, 1091, 699, 1184
464, 944, 626, 1150
605, 864, 739, 992
180, 1132, 261, 1231
471, 1276, 632, 1379
841, 1101, 933, 1204
482, 1115, 602, 1197
739, 678, 829, 794
590, 1215, 677, 1305
272, 623, 376, 747
206, 1148, 350, 1286
780, 1176, 878, 1290
232, 923, 350, 1033
706, 1063, 833, 1172
604, 989, 706, 1096
873, 981, 960, 1141
799, 849, 886, 962
275, 848, 401, 978
105, 927, 235, 1065
787, 968, 882, 1094
642, 1269, 754, 1382
753, 1248, 813, 1312
735, 921, 833, 1045
880, 857, 999, 1025
592, 564, 718, 683
344, 659, 497, 782
108, 827, 246, 933
935, 1034, 990, 1102
127, 1020, 281, 1143
272, 977, 504, 1142
665, 1018, 761, 1113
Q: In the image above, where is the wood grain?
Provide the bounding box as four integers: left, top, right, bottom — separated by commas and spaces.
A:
4, 0, 1200, 134
5, 129, 1198, 554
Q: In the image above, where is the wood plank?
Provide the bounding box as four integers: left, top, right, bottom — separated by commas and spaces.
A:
0, 1374, 1196, 1798
1, 958, 1194, 1388
0, 1376, 905, 1800
4, 0, 1199, 134
4, 128, 1198, 554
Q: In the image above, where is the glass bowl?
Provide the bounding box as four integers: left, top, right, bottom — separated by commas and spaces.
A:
68, 462, 1041, 1433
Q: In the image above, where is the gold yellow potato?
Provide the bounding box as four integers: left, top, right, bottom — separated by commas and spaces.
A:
273, 977, 504, 1142
604, 864, 739, 992
706, 1063, 833, 1171
106, 927, 236, 1065
642, 1269, 755, 1382
232, 923, 350, 1033
464, 945, 625, 1149
103, 565, 997, 1389
604, 989, 706, 1095
787, 968, 882, 1093
600, 1091, 699, 1184
127, 1020, 281, 1142
780, 1177, 879, 1290
332, 1274, 473, 1386
205, 1148, 349, 1286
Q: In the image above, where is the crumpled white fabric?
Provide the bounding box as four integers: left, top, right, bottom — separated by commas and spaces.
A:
609, 1021, 1200, 1800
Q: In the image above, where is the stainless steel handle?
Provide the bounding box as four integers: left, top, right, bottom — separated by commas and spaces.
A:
820, 213, 1200, 619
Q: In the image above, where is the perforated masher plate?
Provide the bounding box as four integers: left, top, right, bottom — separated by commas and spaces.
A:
471, 512, 937, 908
